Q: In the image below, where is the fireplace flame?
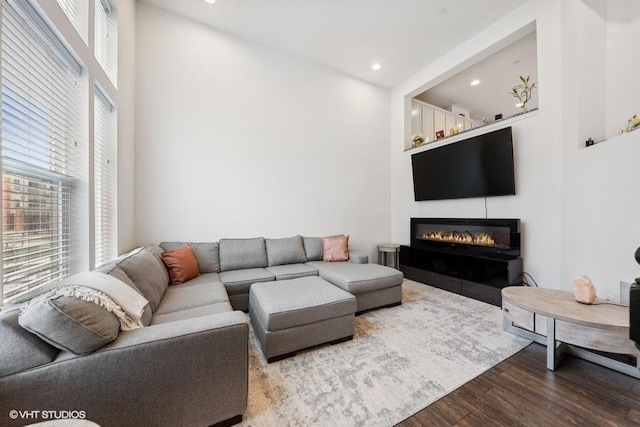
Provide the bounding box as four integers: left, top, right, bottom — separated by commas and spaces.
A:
420, 230, 498, 247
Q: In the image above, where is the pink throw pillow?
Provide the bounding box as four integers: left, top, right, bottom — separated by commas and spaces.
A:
322, 235, 349, 262
572, 275, 597, 304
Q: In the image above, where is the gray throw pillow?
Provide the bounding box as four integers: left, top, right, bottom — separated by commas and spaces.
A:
303, 237, 323, 261
266, 236, 307, 266
160, 242, 220, 273
106, 266, 152, 326
218, 238, 267, 271
118, 248, 169, 312
0, 309, 59, 377
19, 294, 120, 355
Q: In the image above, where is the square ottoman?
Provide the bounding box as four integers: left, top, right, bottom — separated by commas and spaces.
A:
249, 276, 357, 362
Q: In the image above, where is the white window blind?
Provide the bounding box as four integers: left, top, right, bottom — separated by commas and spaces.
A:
94, 87, 116, 267
94, 0, 117, 84
1, 0, 82, 303
56, 0, 86, 41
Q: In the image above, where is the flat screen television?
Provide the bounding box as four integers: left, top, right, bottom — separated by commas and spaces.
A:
411, 127, 515, 201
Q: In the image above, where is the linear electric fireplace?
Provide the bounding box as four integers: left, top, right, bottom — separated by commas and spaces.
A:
410, 218, 521, 254
401, 218, 523, 306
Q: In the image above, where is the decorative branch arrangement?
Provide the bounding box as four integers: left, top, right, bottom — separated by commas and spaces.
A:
511, 75, 537, 110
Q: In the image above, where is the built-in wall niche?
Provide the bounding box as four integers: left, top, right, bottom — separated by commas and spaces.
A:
407, 22, 538, 150
576, 0, 640, 147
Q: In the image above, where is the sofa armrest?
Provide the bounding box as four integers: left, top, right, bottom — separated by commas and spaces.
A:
349, 251, 368, 264
0, 311, 249, 427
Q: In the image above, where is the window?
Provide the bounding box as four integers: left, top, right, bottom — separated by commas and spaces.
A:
56, 0, 88, 43
94, 0, 117, 85
1, 0, 83, 303
94, 87, 117, 267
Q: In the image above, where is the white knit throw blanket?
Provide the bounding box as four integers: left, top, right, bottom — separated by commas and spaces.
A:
42, 285, 143, 331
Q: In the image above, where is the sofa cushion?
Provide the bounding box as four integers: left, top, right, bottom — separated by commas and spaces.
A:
266, 236, 307, 266
306, 261, 403, 295
219, 238, 268, 271
322, 235, 349, 262
0, 309, 59, 377
303, 236, 323, 261
19, 293, 121, 355
96, 263, 136, 288
161, 245, 201, 285
176, 272, 221, 288
150, 302, 233, 325
160, 242, 220, 273
96, 264, 152, 326
249, 276, 356, 331
266, 263, 318, 281
118, 247, 169, 312
219, 268, 275, 295
154, 281, 230, 316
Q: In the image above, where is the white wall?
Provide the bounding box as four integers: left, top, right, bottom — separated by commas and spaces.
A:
604, 0, 640, 137
391, 0, 640, 301
561, 0, 640, 300
134, 3, 390, 259
391, 0, 564, 291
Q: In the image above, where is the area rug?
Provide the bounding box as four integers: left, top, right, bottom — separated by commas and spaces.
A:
240, 279, 531, 426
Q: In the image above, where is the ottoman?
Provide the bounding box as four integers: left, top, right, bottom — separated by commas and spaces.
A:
306, 262, 404, 312
249, 276, 357, 362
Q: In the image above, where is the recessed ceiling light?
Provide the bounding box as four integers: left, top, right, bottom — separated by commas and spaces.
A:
372, 63, 381, 71
470, 79, 480, 86
205, 0, 216, 4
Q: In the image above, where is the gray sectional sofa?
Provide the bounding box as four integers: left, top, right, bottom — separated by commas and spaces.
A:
0, 235, 403, 427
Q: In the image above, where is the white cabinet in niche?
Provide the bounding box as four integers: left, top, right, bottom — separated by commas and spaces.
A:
445, 113, 456, 137
421, 107, 434, 143
410, 99, 473, 147
411, 102, 422, 139
433, 110, 445, 139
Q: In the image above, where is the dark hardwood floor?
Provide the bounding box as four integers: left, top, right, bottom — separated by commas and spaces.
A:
396, 343, 640, 426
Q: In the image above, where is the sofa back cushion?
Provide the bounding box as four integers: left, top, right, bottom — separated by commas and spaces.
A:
19, 293, 121, 355
0, 309, 59, 377
96, 263, 152, 326
160, 242, 220, 273
118, 246, 169, 312
266, 236, 307, 266
303, 237, 323, 261
219, 238, 267, 271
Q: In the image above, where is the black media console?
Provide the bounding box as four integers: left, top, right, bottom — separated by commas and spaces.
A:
400, 218, 523, 306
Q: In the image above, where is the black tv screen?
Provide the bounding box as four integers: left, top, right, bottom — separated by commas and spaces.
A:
411, 127, 515, 201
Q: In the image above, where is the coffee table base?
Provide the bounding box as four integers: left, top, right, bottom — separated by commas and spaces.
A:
504, 317, 640, 379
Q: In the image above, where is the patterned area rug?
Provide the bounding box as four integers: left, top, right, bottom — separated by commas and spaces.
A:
240, 280, 531, 426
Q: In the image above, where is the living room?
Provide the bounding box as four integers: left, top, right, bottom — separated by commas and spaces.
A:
134, 0, 640, 304
1, 0, 639, 426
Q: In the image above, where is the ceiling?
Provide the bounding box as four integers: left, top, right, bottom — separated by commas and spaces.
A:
416, 30, 538, 121
140, 0, 528, 89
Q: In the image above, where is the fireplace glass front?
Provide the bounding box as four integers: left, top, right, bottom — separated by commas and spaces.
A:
410, 218, 520, 252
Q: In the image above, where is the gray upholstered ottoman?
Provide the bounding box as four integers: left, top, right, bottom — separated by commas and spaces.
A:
249, 276, 357, 362
306, 262, 404, 312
